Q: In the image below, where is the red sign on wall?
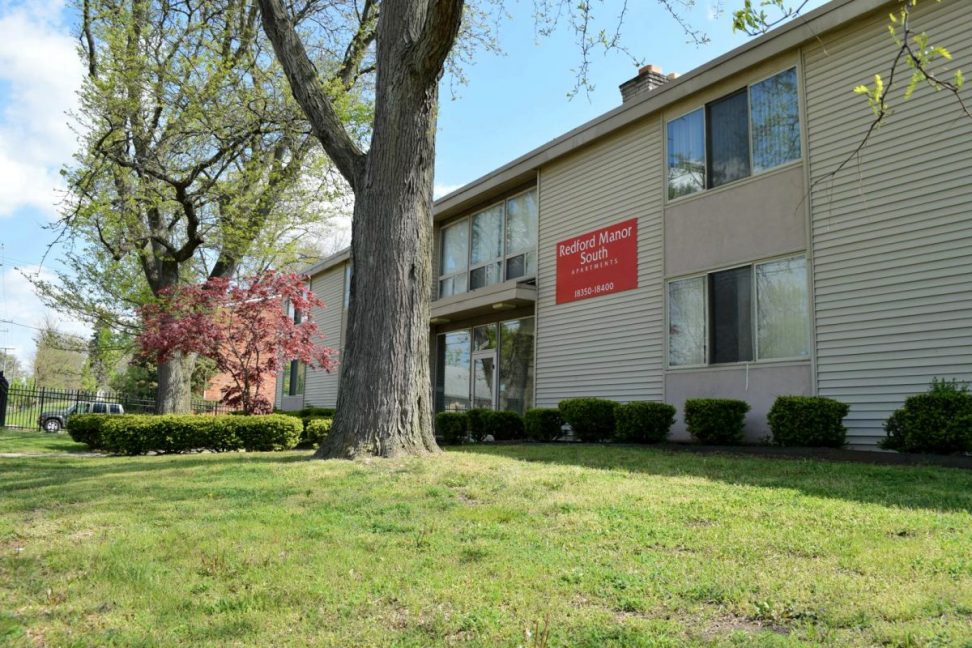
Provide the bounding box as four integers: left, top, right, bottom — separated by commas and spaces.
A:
555, 218, 638, 305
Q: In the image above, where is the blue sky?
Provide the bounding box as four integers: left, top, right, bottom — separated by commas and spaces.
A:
0, 0, 825, 369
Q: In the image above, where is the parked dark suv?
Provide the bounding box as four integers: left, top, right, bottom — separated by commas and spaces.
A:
38, 402, 124, 433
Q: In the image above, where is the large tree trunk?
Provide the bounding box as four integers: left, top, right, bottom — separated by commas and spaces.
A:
316, 2, 459, 458
157, 351, 197, 414
260, 0, 463, 457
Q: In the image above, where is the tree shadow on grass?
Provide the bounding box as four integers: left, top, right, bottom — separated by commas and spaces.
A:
453, 444, 972, 514
0, 452, 316, 501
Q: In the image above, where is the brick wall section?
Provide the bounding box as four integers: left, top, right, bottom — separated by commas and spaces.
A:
203, 369, 276, 405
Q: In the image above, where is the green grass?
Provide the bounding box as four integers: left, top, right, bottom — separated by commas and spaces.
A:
0, 445, 970, 647
0, 428, 89, 454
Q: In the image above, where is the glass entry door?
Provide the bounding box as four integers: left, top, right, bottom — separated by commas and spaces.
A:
471, 351, 496, 409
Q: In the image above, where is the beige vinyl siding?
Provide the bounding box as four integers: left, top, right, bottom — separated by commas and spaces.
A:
303, 263, 346, 408
535, 117, 665, 405
804, 0, 972, 446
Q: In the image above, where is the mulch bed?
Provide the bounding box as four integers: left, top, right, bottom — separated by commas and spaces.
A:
652, 442, 972, 470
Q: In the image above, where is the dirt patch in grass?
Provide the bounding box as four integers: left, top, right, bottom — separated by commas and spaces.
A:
701, 613, 789, 640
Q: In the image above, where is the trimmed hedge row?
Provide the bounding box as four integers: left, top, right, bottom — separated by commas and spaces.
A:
67, 414, 302, 455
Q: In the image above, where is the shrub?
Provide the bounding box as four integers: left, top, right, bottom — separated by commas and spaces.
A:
435, 412, 468, 445
881, 379, 972, 454
233, 415, 303, 452
768, 396, 849, 447
524, 408, 563, 441
97, 414, 302, 455
465, 408, 489, 442
480, 410, 525, 441
615, 401, 676, 443
67, 413, 115, 449
298, 406, 336, 418
683, 399, 750, 445
559, 398, 618, 442
302, 418, 333, 449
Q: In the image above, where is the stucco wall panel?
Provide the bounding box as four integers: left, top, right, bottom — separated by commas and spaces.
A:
665, 164, 806, 277
666, 363, 813, 441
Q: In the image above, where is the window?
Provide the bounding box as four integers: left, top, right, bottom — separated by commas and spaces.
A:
667, 256, 809, 366
667, 109, 705, 198
666, 68, 801, 199
668, 277, 706, 367
343, 263, 352, 308
434, 317, 535, 414
435, 330, 471, 411
709, 266, 754, 363
750, 68, 801, 172
498, 318, 535, 413
439, 221, 469, 297
755, 257, 809, 359
470, 205, 503, 290
706, 90, 750, 188
283, 360, 305, 396
505, 191, 538, 280
438, 189, 538, 297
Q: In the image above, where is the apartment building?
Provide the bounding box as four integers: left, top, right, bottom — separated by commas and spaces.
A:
278, 0, 972, 447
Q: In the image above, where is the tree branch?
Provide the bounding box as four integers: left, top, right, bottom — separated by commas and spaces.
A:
258, 0, 366, 191
411, 0, 465, 79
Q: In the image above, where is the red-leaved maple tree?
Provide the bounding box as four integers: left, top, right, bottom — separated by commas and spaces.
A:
139, 272, 336, 414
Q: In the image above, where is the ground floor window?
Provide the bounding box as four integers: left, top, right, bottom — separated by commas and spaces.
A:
668, 255, 809, 366
282, 360, 305, 396
435, 316, 534, 414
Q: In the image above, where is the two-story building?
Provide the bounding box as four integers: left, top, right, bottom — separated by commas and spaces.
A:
277, 0, 972, 448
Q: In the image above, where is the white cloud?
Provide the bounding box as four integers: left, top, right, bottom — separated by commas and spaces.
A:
0, 264, 90, 366
0, 1, 83, 219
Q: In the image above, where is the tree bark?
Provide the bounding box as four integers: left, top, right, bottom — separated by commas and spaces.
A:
157, 351, 197, 414
320, 2, 458, 458
260, 0, 463, 458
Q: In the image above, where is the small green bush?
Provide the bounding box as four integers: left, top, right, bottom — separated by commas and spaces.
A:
768, 396, 849, 447
481, 410, 525, 441
559, 398, 618, 442
66, 413, 115, 449
524, 408, 563, 441
615, 401, 676, 443
435, 412, 468, 445
465, 408, 489, 442
881, 379, 972, 454
302, 418, 333, 449
684, 399, 750, 445
97, 414, 302, 455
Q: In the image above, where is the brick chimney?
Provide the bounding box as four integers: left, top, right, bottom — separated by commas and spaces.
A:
619, 64, 677, 104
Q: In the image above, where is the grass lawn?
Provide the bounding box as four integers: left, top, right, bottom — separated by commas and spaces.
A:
0, 428, 90, 454
0, 445, 970, 647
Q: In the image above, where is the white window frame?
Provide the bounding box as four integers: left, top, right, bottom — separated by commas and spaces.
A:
666, 254, 810, 369
437, 188, 538, 297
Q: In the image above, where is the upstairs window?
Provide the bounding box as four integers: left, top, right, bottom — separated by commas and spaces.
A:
666, 67, 801, 199
438, 189, 538, 298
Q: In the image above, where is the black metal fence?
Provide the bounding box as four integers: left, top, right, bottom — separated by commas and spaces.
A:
0, 383, 233, 430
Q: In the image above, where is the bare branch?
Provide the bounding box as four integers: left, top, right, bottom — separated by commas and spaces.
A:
258, 0, 367, 190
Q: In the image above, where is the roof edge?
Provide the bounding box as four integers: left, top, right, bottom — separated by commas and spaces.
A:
432, 0, 890, 220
